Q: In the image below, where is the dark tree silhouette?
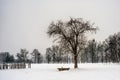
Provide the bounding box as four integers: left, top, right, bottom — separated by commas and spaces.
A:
46, 45, 62, 63
97, 42, 104, 63
0, 52, 15, 63
47, 18, 97, 68
87, 39, 97, 63
5, 53, 15, 63
105, 33, 120, 62
31, 49, 43, 63
16, 49, 28, 63
46, 48, 52, 63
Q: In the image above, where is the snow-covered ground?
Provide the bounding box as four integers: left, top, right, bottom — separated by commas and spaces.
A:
0, 63, 120, 80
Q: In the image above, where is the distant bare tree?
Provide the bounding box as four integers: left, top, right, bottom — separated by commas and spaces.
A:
31, 49, 43, 63
46, 45, 63, 63
0, 52, 15, 63
16, 49, 28, 63
5, 52, 15, 63
47, 18, 97, 68
46, 48, 52, 63
105, 33, 120, 63
87, 39, 97, 63
97, 42, 104, 63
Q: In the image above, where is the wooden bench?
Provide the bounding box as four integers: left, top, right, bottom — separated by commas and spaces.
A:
57, 67, 70, 71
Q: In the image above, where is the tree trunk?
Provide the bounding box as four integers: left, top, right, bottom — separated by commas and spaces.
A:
74, 55, 78, 68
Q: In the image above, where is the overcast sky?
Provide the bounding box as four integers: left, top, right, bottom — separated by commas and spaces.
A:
0, 0, 120, 55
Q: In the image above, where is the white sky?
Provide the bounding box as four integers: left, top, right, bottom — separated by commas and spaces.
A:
0, 0, 120, 55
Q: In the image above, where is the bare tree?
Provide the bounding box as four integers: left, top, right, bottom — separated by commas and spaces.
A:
105, 33, 120, 63
46, 45, 62, 63
0, 52, 15, 63
87, 39, 97, 63
31, 49, 43, 63
47, 18, 97, 68
46, 48, 52, 63
16, 49, 28, 63
97, 42, 104, 63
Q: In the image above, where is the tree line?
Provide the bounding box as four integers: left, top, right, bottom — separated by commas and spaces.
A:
46, 32, 120, 63
0, 31, 120, 64
0, 49, 43, 64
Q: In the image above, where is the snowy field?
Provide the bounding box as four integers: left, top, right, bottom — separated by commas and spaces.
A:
0, 63, 120, 80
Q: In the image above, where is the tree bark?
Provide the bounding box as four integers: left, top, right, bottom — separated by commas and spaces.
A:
74, 55, 78, 68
